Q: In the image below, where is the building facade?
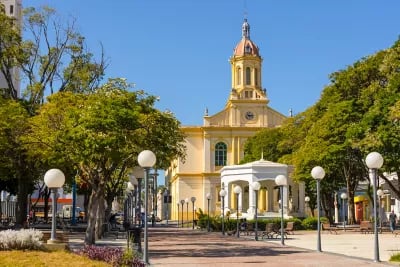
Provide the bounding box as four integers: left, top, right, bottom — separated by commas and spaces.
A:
165, 19, 288, 220
0, 0, 22, 97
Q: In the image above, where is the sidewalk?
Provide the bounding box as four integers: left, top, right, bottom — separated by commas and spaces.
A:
147, 227, 397, 267
68, 224, 400, 266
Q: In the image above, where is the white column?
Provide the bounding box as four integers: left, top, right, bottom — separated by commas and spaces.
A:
248, 181, 255, 215
334, 192, 339, 224
283, 186, 288, 217
238, 191, 243, 213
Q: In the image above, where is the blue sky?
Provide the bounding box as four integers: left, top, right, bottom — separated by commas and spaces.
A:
28, 1, 400, 126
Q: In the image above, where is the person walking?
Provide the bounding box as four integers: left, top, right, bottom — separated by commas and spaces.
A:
389, 210, 397, 232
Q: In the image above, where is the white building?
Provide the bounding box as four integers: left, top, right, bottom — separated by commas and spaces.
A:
0, 0, 22, 97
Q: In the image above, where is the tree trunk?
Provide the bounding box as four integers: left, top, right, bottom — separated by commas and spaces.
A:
85, 186, 102, 245
95, 190, 106, 239
16, 174, 29, 226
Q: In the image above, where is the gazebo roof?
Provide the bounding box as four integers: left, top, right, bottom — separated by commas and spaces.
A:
221, 159, 288, 181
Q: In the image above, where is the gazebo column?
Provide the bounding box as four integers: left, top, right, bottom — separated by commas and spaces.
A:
248, 181, 255, 215
283, 185, 288, 217
238, 191, 243, 213
230, 184, 236, 210
260, 188, 266, 211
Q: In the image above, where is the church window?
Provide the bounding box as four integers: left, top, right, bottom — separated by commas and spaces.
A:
244, 90, 253, 99
255, 68, 258, 86
10, 5, 14, 14
245, 44, 252, 54
236, 67, 241, 85
215, 142, 227, 166
246, 67, 251, 85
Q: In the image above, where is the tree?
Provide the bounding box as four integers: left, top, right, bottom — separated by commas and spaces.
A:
241, 127, 284, 163
25, 78, 186, 244
0, 5, 106, 225
242, 38, 400, 224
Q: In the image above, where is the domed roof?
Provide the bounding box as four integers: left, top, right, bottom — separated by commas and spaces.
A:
233, 19, 260, 57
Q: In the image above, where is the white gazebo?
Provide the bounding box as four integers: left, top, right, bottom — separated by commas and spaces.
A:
220, 159, 305, 220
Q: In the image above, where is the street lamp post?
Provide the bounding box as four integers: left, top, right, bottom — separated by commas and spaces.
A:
125, 182, 135, 228
136, 177, 142, 226
305, 196, 310, 216
206, 193, 211, 232
176, 201, 180, 228
191, 197, 196, 229
219, 189, 226, 235
311, 166, 325, 252
180, 200, 185, 228
340, 192, 347, 231
233, 185, 242, 238
44, 169, 65, 243
251, 181, 261, 241
377, 189, 384, 232
138, 150, 156, 265
275, 175, 287, 245
366, 151, 384, 262
185, 198, 189, 227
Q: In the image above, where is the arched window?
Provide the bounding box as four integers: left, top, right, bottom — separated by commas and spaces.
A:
215, 142, 227, 166
236, 67, 241, 85
246, 67, 251, 85
254, 68, 258, 86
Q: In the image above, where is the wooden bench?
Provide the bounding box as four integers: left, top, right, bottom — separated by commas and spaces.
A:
360, 221, 372, 234
285, 221, 295, 235
322, 223, 338, 234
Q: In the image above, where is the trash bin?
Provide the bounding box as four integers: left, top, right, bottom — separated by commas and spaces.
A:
127, 226, 142, 252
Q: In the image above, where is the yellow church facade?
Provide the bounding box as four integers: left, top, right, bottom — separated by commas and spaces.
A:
165, 19, 287, 220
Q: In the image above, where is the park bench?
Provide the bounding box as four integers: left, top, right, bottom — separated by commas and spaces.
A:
321, 222, 338, 234
261, 223, 283, 239
359, 221, 372, 234
285, 221, 295, 235
239, 223, 255, 236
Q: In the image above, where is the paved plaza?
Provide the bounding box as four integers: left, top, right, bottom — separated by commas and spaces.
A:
68, 223, 400, 266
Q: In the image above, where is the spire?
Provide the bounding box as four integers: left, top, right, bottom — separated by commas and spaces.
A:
204, 107, 209, 116
242, 18, 250, 39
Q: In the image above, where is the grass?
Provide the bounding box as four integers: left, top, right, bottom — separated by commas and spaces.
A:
390, 252, 400, 262
0, 250, 110, 267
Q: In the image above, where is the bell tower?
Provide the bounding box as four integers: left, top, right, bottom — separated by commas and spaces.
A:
228, 18, 268, 103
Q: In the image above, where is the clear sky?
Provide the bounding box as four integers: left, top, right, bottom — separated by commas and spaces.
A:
27, 1, 400, 126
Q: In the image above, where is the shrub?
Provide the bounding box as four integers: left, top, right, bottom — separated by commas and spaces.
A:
77, 245, 145, 267
301, 216, 328, 230
390, 252, 400, 262
0, 229, 44, 250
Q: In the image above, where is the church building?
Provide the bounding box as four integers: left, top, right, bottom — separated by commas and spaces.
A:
165, 18, 294, 220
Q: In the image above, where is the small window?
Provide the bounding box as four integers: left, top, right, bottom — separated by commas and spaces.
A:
244, 90, 253, 99
236, 67, 241, 85
245, 44, 252, 54
9, 5, 14, 14
246, 67, 251, 85
215, 142, 227, 166
255, 68, 258, 86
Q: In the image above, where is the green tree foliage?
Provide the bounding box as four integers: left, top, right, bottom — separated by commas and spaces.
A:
0, 97, 38, 222
243, 37, 400, 224
0, 5, 106, 225
24, 78, 186, 244
241, 127, 284, 163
